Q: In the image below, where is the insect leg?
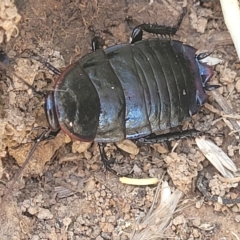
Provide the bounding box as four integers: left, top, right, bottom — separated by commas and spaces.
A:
197, 171, 240, 204
20, 49, 61, 75
2, 128, 55, 200
137, 129, 201, 144
98, 143, 119, 176
91, 36, 105, 52
131, 7, 187, 43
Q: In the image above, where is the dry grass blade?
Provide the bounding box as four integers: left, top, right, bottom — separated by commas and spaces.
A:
196, 137, 237, 178
219, 0, 240, 60
130, 181, 183, 240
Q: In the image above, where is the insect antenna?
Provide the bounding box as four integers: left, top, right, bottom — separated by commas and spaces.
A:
1, 50, 62, 200
2, 128, 52, 200
20, 49, 62, 75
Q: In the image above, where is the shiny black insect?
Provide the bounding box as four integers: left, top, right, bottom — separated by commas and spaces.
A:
14, 9, 218, 175
46, 38, 213, 142
45, 12, 214, 145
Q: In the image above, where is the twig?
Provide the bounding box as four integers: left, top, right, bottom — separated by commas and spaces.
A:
219, 0, 240, 60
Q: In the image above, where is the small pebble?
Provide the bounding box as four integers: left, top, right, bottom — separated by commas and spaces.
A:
37, 208, 53, 220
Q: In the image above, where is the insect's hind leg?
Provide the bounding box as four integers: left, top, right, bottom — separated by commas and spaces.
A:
137, 129, 201, 144
131, 7, 187, 44
98, 143, 119, 176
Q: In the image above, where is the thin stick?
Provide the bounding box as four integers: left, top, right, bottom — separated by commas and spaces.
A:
2, 129, 51, 201
219, 0, 240, 60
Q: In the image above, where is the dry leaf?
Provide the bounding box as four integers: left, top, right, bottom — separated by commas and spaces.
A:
196, 137, 237, 178
116, 139, 139, 155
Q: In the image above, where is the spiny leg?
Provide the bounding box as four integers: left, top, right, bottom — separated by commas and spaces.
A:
3, 128, 55, 200
196, 52, 221, 91
137, 129, 201, 144
131, 7, 187, 43
98, 143, 119, 176
98, 130, 202, 175
20, 49, 61, 75
197, 171, 240, 204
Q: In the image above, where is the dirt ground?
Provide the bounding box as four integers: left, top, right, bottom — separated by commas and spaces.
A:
1, 0, 240, 239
